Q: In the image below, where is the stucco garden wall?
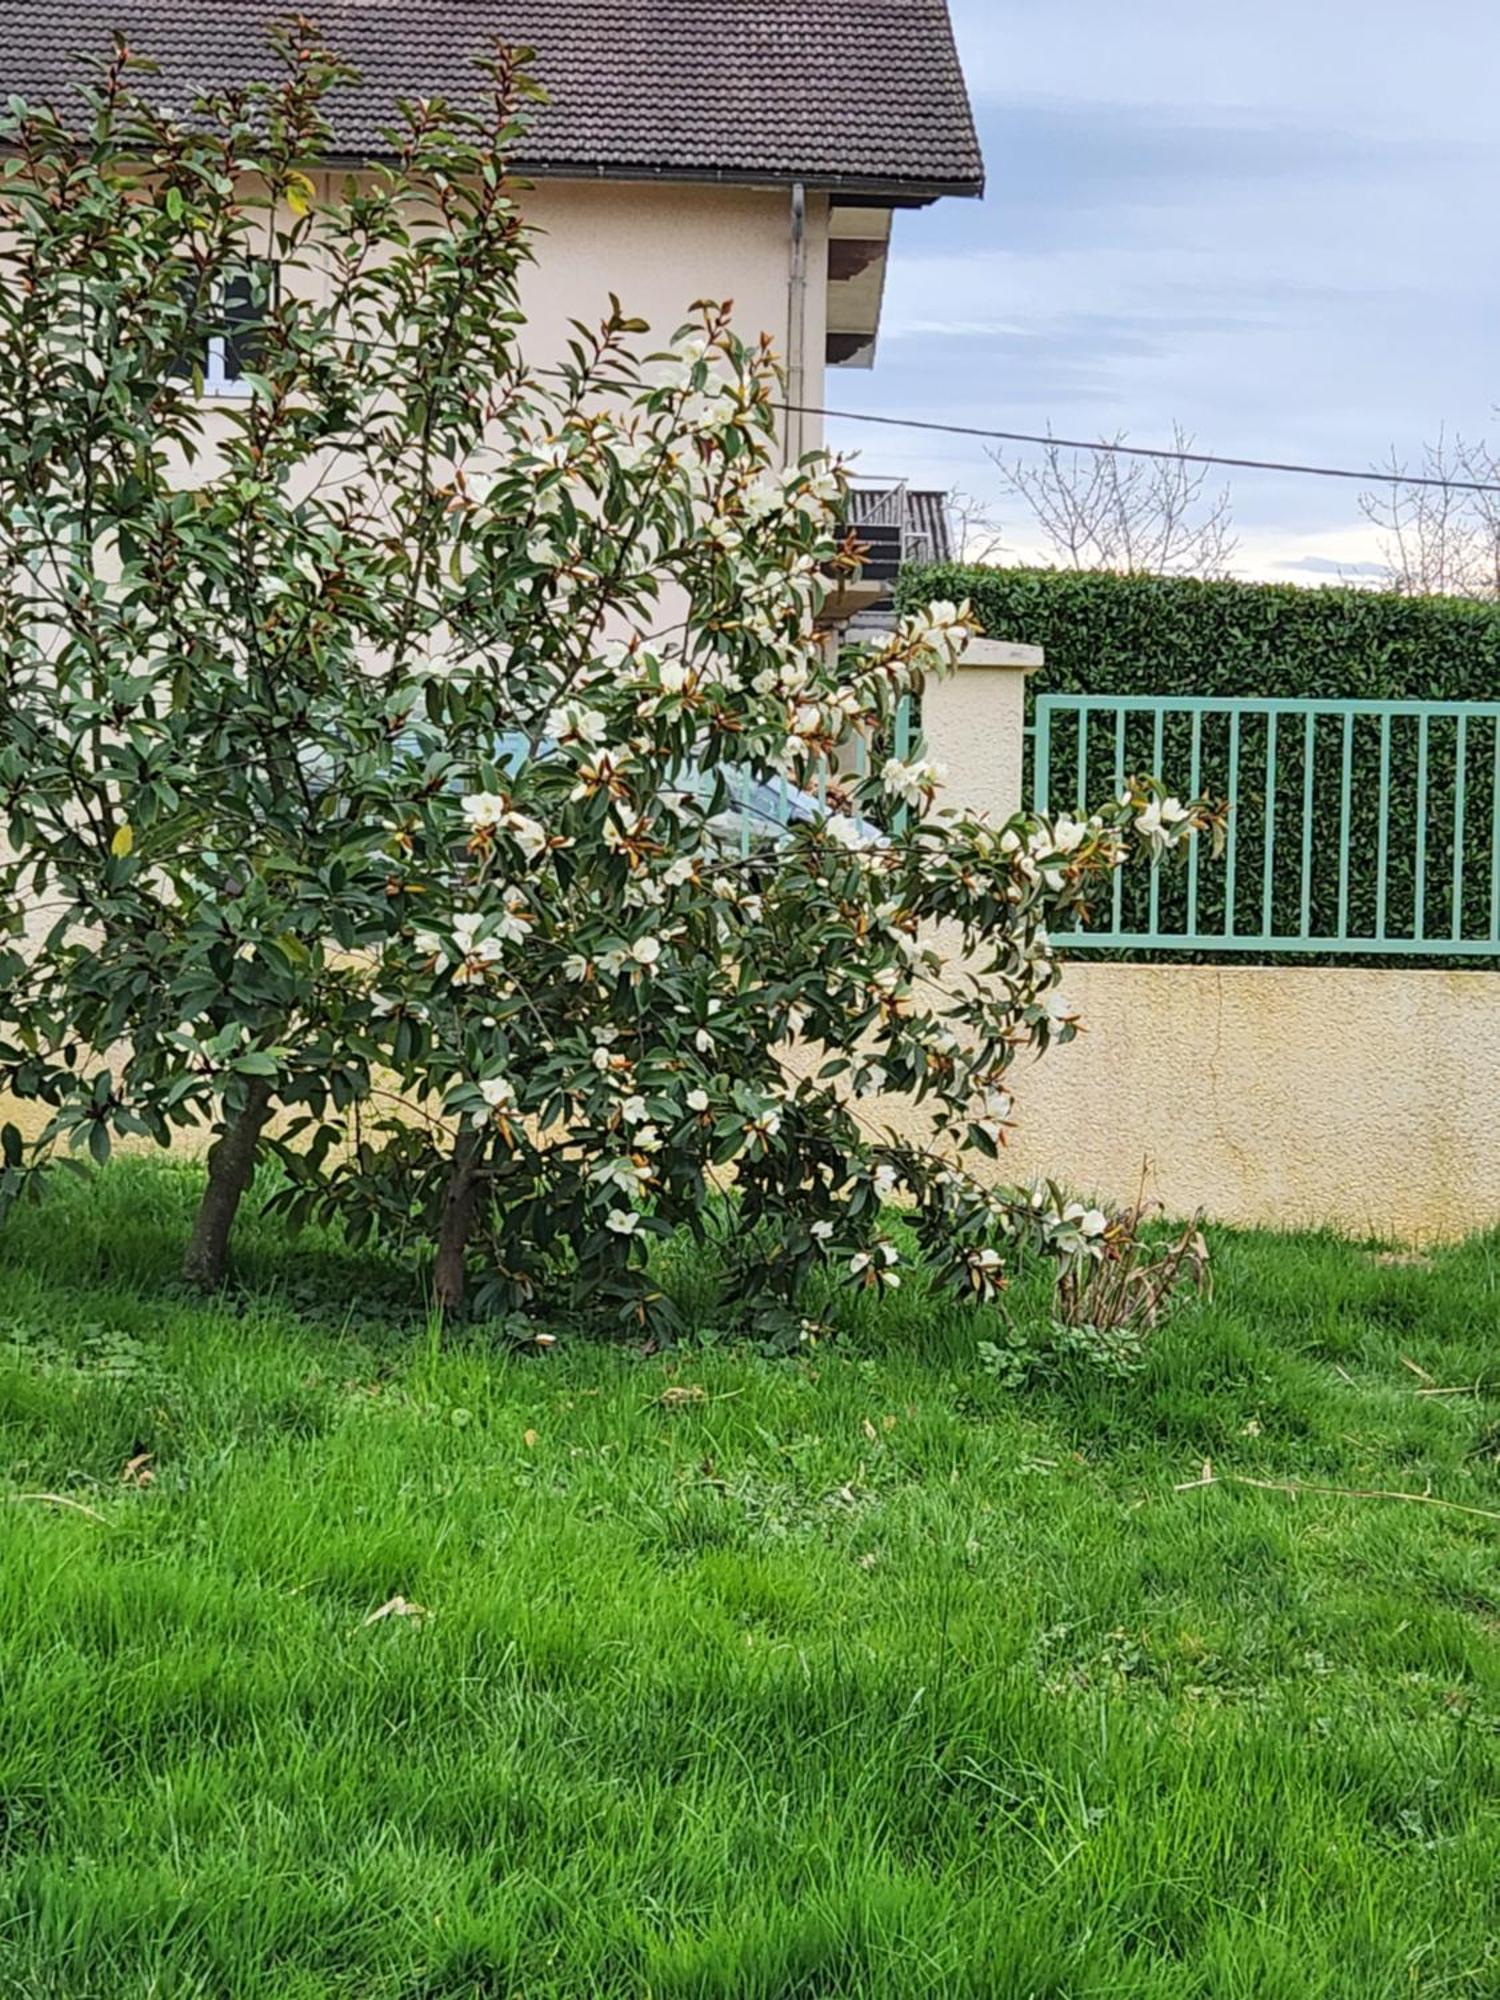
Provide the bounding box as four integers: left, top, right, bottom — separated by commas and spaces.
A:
919, 645, 1500, 1243
972, 961, 1499, 1243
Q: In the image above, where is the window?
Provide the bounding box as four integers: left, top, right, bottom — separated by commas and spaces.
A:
173, 262, 278, 394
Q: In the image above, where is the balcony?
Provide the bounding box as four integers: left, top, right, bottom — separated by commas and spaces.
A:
822, 482, 954, 626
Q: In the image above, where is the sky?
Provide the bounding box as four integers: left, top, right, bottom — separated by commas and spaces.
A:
829, 0, 1500, 581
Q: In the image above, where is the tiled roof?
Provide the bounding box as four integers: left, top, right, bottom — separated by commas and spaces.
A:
5, 1, 984, 197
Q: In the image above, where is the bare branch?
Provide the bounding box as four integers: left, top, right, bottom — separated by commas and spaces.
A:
1360, 427, 1500, 599
987, 425, 1238, 577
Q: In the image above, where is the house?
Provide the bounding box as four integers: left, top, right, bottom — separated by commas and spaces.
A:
10, 0, 984, 461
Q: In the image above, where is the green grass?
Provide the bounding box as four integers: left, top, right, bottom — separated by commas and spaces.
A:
1, 1162, 1499, 1998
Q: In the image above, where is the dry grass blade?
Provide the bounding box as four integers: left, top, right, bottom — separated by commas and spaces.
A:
8, 1492, 108, 1523
1175, 1463, 1500, 1524
359, 1595, 429, 1628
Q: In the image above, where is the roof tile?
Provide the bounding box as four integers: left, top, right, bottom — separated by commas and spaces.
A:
2, 1, 984, 195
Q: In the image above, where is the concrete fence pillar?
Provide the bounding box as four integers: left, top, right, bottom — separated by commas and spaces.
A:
920, 638, 1044, 822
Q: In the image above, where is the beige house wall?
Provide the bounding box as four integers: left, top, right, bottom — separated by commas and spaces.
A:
214, 173, 827, 457
518, 179, 828, 451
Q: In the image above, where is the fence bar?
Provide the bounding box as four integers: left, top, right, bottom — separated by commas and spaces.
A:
1262, 710, 1278, 939
1075, 707, 1089, 816
1452, 713, 1467, 941
1112, 707, 1126, 932
1492, 720, 1500, 945
1376, 714, 1391, 941
1337, 711, 1353, 939
1299, 710, 1316, 938
1187, 707, 1203, 935
1034, 703, 1051, 817
1224, 711, 1240, 938
1149, 705, 1164, 935
893, 695, 911, 835
1414, 713, 1429, 941
1058, 933, 1500, 957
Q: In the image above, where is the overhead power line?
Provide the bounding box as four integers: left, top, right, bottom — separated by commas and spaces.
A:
782, 403, 1500, 497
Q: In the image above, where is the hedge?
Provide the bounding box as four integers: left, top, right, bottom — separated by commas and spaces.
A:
893, 565, 1500, 965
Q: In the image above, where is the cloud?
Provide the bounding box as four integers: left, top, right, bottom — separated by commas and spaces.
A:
964, 99, 1417, 254
847, 0, 1500, 555
1278, 556, 1392, 579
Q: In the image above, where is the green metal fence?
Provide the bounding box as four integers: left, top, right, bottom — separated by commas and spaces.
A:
1034, 694, 1500, 959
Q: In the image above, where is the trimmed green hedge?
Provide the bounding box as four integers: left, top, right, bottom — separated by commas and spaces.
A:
893, 564, 1500, 705
893, 566, 1500, 965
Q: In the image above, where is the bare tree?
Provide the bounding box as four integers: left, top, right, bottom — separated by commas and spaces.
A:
987, 425, 1238, 577
1359, 429, 1500, 599
945, 487, 1010, 566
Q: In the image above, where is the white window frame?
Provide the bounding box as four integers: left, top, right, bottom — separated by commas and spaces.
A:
200, 326, 254, 398
196, 263, 277, 398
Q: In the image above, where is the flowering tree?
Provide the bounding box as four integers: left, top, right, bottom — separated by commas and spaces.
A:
0, 29, 541, 1282
0, 29, 1219, 1326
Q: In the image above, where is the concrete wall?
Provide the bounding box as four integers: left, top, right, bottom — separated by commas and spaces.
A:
993, 961, 1500, 1243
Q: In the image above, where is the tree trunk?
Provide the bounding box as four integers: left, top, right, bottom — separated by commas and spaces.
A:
433, 1133, 481, 1314
181, 1077, 275, 1291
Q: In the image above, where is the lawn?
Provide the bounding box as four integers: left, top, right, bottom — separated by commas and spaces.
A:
1, 1164, 1498, 1999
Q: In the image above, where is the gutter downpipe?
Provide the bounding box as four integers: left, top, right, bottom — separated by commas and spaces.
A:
785, 180, 808, 467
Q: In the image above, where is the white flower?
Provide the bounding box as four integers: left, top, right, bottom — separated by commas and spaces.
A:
1051, 815, 1088, 855
1079, 1207, 1109, 1239
620, 1094, 649, 1124
479, 1075, 518, 1112
449, 913, 503, 984
594, 1156, 650, 1200
1044, 990, 1077, 1028
548, 702, 608, 747
1136, 799, 1167, 841
630, 935, 663, 969
634, 1124, 662, 1152
872, 1164, 899, 1201
685, 390, 739, 432
1135, 795, 1190, 846
492, 889, 532, 945
811, 1219, 835, 1241
504, 811, 549, 862
901, 599, 971, 670
461, 791, 507, 830
880, 756, 946, 809
686, 1088, 710, 1112
605, 1209, 640, 1236
591, 1047, 613, 1072
824, 813, 879, 853
562, 953, 592, 983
